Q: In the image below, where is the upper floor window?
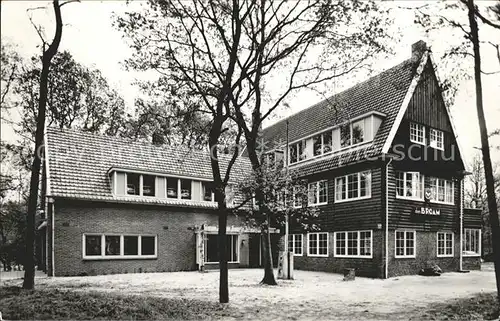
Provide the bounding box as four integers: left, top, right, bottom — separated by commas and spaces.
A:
126, 173, 155, 197
335, 170, 371, 202
308, 180, 328, 206
396, 171, 423, 200
410, 122, 425, 145
292, 187, 303, 208
429, 177, 454, 204
429, 128, 444, 150
202, 182, 215, 202
340, 120, 365, 148
127, 173, 140, 196
313, 131, 333, 156
167, 178, 178, 199
289, 140, 306, 164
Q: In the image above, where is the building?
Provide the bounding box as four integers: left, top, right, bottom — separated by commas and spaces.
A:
260, 41, 482, 278
40, 41, 481, 278
40, 128, 281, 276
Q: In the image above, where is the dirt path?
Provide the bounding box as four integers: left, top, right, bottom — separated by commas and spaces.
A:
2, 264, 496, 320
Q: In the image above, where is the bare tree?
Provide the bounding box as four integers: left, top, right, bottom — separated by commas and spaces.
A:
23, 0, 77, 290
465, 0, 500, 304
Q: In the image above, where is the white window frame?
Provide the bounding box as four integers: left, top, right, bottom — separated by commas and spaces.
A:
436, 232, 454, 257
313, 130, 334, 156
410, 122, 426, 145
308, 180, 328, 206
396, 171, 424, 201
288, 234, 303, 256
201, 182, 215, 202
334, 230, 373, 258
395, 230, 416, 258
204, 233, 240, 263
82, 233, 157, 260
429, 128, 444, 150
463, 228, 481, 257
288, 140, 307, 165
307, 232, 329, 257
334, 170, 371, 203
429, 177, 454, 205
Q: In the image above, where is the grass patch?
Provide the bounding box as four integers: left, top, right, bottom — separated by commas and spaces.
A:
0, 286, 231, 320
412, 292, 499, 321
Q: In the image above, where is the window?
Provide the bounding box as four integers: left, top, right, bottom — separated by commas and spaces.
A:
289, 140, 306, 164
335, 171, 371, 202
430, 128, 444, 150
313, 131, 333, 156
142, 175, 156, 197
437, 232, 454, 257
83, 234, 157, 259
180, 179, 192, 199
463, 229, 481, 256
410, 122, 425, 145
204, 234, 239, 263
429, 177, 454, 204
334, 231, 372, 258
395, 230, 416, 258
340, 120, 366, 148
126, 173, 140, 195
202, 182, 215, 202
307, 232, 328, 257
288, 234, 303, 256
308, 180, 328, 206
396, 172, 423, 200
293, 187, 303, 208
167, 178, 178, 199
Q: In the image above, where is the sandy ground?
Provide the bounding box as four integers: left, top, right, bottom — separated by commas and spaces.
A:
1, 264, 496, 320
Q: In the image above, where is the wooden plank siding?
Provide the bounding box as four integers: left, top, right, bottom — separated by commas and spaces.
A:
290, 161, 384, 233
404, 61, 452, 132
463, 208, 482, 229
386, 163, 462, 232
386, 59, 464, 233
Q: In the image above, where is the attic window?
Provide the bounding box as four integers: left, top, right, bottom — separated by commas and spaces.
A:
410, 122, 425, 145
142, 175, 156, 197
127, 173, 140, 196
429, 128, 444, 150
340, 120, 365, 148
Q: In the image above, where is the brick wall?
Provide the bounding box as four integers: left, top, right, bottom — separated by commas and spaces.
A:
387, 230, 463, 277
285, 230, 384, 278
52, 200, 250, 276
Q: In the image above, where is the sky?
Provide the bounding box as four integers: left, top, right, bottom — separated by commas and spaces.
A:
1, 0, 499, 167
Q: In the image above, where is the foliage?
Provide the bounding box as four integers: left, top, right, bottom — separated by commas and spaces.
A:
14, 51, 128, 140
237, 161, 319, 232
0, 286, 231, 320
0, 201, 27, 269
0, 42, 22, 118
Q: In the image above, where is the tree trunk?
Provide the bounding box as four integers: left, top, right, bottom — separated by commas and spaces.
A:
467, 0, 500, 304
260, 216, 277, 285
23, 0, 63, 290
218, 207, 229, 303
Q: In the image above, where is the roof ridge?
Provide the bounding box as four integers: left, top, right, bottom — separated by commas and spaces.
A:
262, 57, 415, 132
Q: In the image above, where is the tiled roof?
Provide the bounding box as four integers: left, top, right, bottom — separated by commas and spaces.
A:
261, 55, 422, 176
45, 127, 252, 205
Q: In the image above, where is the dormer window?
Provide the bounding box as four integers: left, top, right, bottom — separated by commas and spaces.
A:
289, 140, 306, 164
126, 173, 140, 196
142, 175, 156, 197
340, 120, 365, 148
429, 128, 444, 150
410, 122, 425, 145
180, 179, 192, 199
313, 131, 333, 156
167, 178, 178, 199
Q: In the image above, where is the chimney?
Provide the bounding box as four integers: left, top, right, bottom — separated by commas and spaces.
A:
411, 40, 428, 59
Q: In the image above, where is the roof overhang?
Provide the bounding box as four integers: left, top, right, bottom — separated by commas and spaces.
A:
107, 166, 213, 182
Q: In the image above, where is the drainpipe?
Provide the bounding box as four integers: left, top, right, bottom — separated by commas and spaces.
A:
459, 179, 464, 271
385, 157, 393, 279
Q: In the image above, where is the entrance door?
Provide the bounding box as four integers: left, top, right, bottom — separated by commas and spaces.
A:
248, 234, 261, 268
